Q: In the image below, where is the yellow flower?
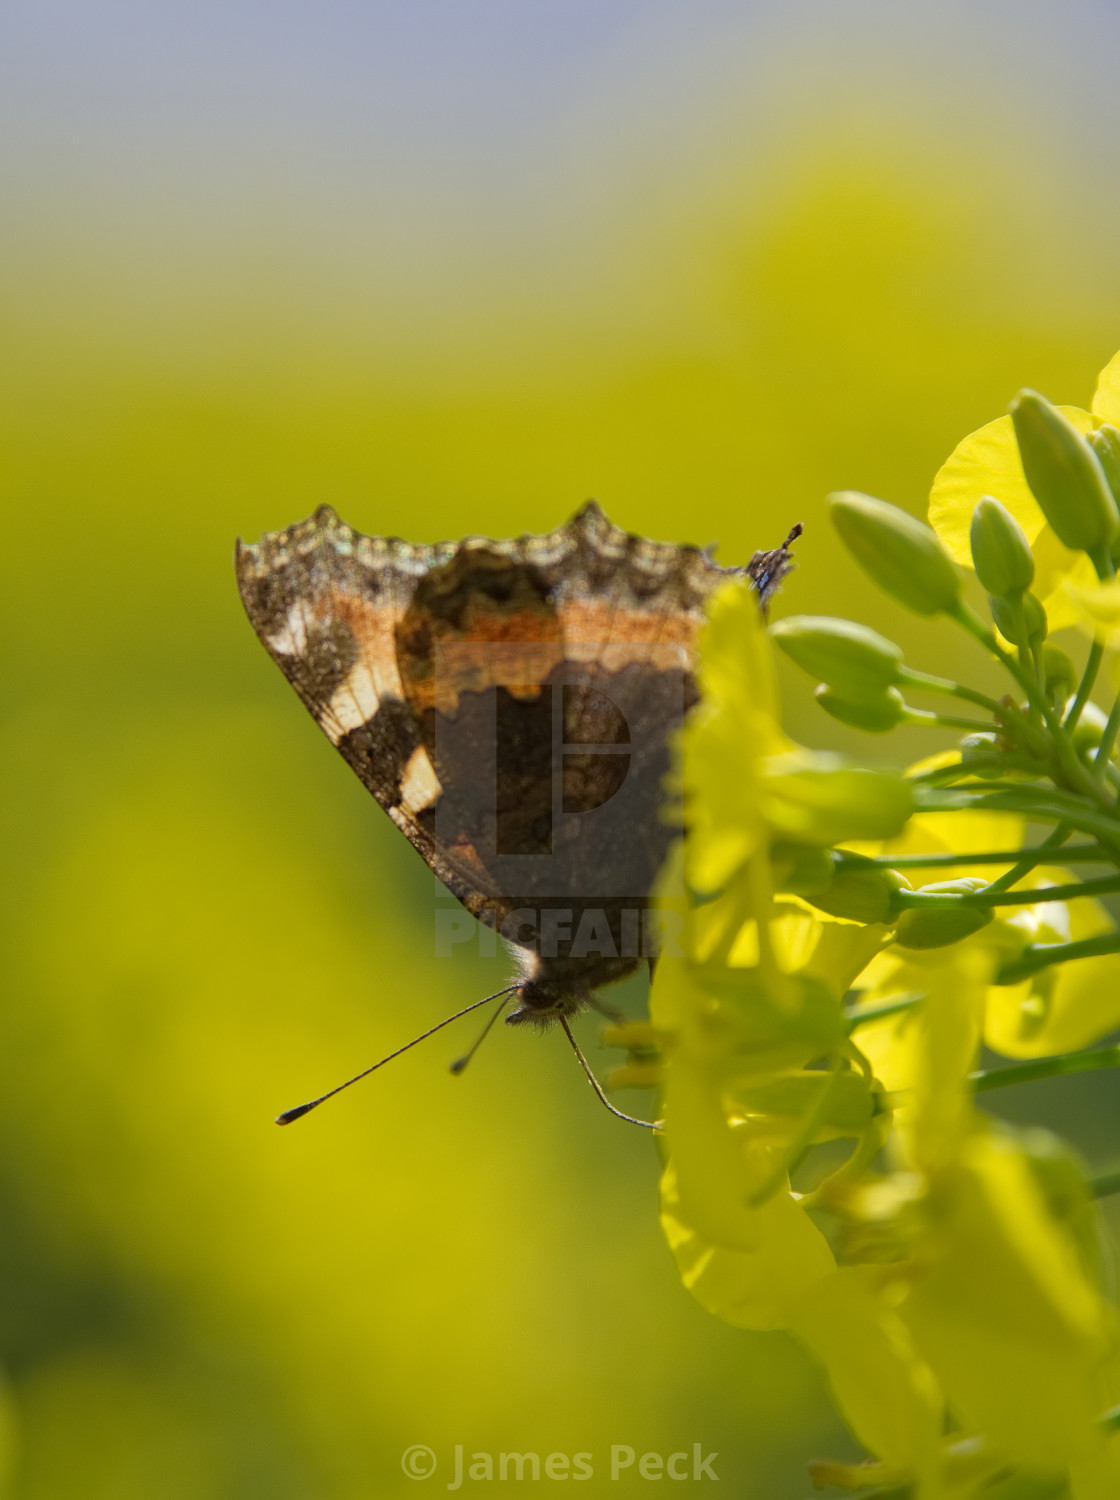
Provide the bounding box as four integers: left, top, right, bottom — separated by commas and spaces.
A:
789, 1267, 944, 1489
849, 940, 990, 1173
982, 874, 1120, 1058
1064, 574, 1120, 650
846, 799, 1024, 883
1095, 346, 1120, 427
681, 582, 790, 895
651, 859, 890, 1332
681, 583, 911, 897
839, 944, 1120, 1485
899, 1128, 1117, 1474
927, 348, 1120, 628
652, 952, 841, 1329
847, 791, 1120, 1056
660, 1159, 836, 1332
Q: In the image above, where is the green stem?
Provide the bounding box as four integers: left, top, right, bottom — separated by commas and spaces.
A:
903, 708, 1001, 733
909, 754, 1050, 785
950, 601, 1112, 807
978, 872, 1120, 905
844, 992, 924, 1032
950, 601, 1043, 704
913, 787, 1065, 821
834, 844, 1112, 871
896, 873, 1120, 910
1092, 1170, 1120, 1200
1064, 639, 1104, 731
1029, 637, 1045, 697
1093, 690, 1120, 773
1009, 596, 1042, 727
995, 935, 1120, 984
982, 821, 1070, 895
897, 665, 1002, 714
970, 1044, 1120, 1091
917, 786, 1120, 851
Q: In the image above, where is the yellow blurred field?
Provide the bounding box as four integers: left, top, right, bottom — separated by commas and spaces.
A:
3, 5, 1120, 1495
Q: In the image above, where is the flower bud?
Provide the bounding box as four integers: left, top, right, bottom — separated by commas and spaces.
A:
828, 491, 963, 616
969, 495, 1034, 597
1010, 391, 1119, 554
894, 878, 994, 949
990, 590, 1047, 646
960, 732, 999, 759
959, 732, 1003, 778
1040, 644, 1076, 703
815, 684, 906, 733
895, 905, 994, 949
806, 860, 908, 925
921, 876, 990, 895
770, 841, 835, 897
770, 615, 903, 697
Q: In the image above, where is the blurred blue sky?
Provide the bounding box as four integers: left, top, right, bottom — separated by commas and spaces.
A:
5, 0, 1120, 310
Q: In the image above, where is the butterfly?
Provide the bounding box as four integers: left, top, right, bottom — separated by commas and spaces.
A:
236, 501, 798, 1122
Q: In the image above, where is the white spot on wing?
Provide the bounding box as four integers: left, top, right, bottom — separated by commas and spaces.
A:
399, 746, 442, 812
265, 605, 309, 656
325, 659, 381, 741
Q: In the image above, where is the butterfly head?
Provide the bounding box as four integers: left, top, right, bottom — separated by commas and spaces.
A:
502, 947, 640, 1029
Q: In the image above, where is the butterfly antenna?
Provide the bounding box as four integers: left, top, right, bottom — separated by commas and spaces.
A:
558, 1016, 662, 1132
449, 991, 510, 1075
276, 985, 518, 1125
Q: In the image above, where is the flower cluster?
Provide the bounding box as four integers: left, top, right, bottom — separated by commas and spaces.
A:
611, 347, 1120, 1498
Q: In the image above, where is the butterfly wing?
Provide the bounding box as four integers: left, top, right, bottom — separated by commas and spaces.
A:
236, 505, 509, 920
237, 502, 798, 957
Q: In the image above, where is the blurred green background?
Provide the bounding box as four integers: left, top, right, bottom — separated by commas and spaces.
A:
3, 3, 1120, 1495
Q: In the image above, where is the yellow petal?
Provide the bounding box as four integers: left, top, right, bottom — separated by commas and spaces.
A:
660, 1161, 835, 1331
930, 408, 1100, 555
872, 807, 1024, 884
1036, 534, 1100, 630
680, 583, 793, 893
851, 943, 989, 1170
696, 579, 782, 724
790, 1267, 943, 1475
985, 888, 1120, 1057
1091, 347, 1120, 427
663, 1059, 771, 1249
900, 1130, 1112, 1471
928, 407, 1101, 629
1063, 577, 1120, 647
